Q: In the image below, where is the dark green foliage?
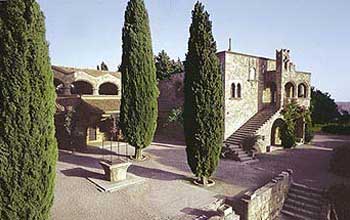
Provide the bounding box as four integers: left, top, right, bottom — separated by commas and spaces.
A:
322, 125, 350, 135
311, 87, 339, 124
327, 184, 350, 220
63, 108, 78, 148
100, 61, 108, 71
155, 50, 184, 80
167, 107, 184, 125
183, 2, 224, 183
281, 100, 311, 148
0, 1, 57, 219
338, 110, 350, 125
330, 145, 350, 177
304, 123, 314, 143
120, 0, 159, 159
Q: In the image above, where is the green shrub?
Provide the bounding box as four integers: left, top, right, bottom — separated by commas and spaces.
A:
167, 107, 184, 125
304, 124, 314, 143
327, 184, 350, 220
330, 145, 350, 177
322, 125, 350, 135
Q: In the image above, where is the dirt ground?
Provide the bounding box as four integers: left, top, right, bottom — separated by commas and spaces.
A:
51, 133, 350, 220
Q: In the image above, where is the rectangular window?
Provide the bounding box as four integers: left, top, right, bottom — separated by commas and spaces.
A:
88, 127, 97, 141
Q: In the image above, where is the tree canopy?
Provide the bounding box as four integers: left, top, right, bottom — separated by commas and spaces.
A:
120, 0, 159, 160
155, 50, 184, 80
0, 0, 57, 219
311, 87, 339, 124
183, 2, 224, 185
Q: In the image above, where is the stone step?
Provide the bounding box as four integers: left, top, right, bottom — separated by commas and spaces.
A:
239, 155, 253, 161
224, 141, 241, 146
291, 183, 324, 195
284, 198, 321, 213
288, 192, 323, 207
283, 204, 320, 219
289, 188, 324, 201
280, 210, 316, 220
225, 144, 240, 149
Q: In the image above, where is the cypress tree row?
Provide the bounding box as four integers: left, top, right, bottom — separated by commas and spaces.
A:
0, 1, 57, 219
120, 0, 159, 160
184, 2, 224, 186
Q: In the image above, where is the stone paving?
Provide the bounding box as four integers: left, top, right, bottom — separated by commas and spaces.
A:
51, 134, 350, 220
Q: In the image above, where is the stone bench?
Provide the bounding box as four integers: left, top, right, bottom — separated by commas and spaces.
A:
99, 159, 132, 182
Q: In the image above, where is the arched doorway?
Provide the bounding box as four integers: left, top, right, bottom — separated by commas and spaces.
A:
98, 82, 119, 95
71, 81, 93, 95
271, 118, 286, 146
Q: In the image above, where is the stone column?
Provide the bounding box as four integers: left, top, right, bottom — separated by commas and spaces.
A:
93, 87, 99, 95
62, 83, 72, 96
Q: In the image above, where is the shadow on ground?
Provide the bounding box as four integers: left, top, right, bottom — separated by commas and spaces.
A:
61, 167, 105, 180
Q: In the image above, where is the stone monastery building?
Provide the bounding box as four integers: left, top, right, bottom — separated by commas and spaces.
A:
158, 48, 311, 161
53, 48, 311, 161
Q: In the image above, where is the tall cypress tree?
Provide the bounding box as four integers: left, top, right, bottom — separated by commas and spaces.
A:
184, 2, 224, 186
120, 0, 159, 160
0, 1, 57, 219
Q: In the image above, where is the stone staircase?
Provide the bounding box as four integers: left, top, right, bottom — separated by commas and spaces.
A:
281, 182, 327, 220
223, 107, 278, 162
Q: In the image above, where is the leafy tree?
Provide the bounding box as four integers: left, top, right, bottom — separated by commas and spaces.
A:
120, 0, 159, 160
311, 87, 339, 124
281, 100, 312, 148
0, 1, 57, 219
100, 61, 109, 71
155, 50, 173, 80
173, 57, 184, 74
155, 50, 184, 80
183, 2, 224, 186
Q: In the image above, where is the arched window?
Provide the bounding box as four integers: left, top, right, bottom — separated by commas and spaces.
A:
71, 81, 93, 95
99, 82, 119, 95
249, 67, 256, 81
54, 78, 64, 95
237, 83, 242, 98
285, 82, 295, 98
298, 83, 307, 98
231, 83, 235, 98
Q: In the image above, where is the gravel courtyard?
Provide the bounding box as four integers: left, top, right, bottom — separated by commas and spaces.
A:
51, 133, 350, 220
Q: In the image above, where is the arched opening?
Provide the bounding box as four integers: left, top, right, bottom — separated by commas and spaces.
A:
98, 82, 119, 95
264, 82, 277, 104
285, 82, 295, 98
249, 67, 257, 81
237, 83, 242, 98
54, 78, 64, 95
71, 81, 93, 95
271, 118, 286, 146
231, 83, 236, 98
298, 83, 307, 98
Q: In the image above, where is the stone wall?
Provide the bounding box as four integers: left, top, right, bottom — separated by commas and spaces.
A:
255, 111, 283, 153
221, 52, 261, 139
233, 170, 293, 220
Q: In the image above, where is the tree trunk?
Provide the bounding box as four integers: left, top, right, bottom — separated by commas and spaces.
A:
201, 176, 208, 186
134, 148, 143, 161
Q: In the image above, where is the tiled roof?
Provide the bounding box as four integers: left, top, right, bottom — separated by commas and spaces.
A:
52, 65, 121, 78
82, 97, 121, 113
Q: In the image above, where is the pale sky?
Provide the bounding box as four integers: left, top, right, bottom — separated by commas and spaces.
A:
37, 0, 350, 101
